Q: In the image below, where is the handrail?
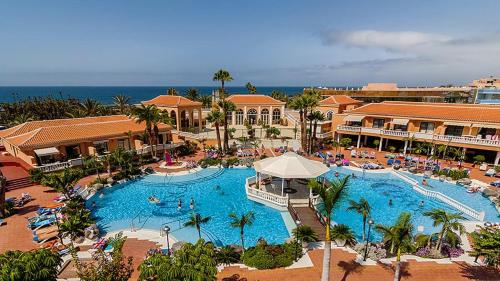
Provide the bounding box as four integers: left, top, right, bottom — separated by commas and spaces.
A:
245, 176, 289, 207
392, 171, 485, 221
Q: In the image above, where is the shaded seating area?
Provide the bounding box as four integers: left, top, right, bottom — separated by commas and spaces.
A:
252, 152, 330, 199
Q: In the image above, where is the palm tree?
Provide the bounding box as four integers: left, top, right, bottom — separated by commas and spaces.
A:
423, 209, 465, 251
130, 104, 157, 157
167, 88, 178, 96
83, 155, 102, 181
310, 111, 325, 153
375, 212, 414, 281
217, 100, 236, 152
229, 211, 255, 253
113, 94, 131, 114
290, 95, 307, 150
292, 225, 318, 243
151, 109, 173, 157
80, 98, 102, 116
199, 95, 212, 108
347, 198, 371, 241
185, 88, 200, 101
9, 113, 34, 126
0, 249, 62, 281
245, 82, 257, 94
184, 213, 211, 239
206, 110, 224, 151
309, 175, 350, 281
402, 135, 416, 155
125, 130, 133, 150
213, 69, 233, 99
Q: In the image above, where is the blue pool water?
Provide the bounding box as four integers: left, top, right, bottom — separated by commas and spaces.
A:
87, 168, 291, 246
88, 166, 499, 245
326, 167, 499, 241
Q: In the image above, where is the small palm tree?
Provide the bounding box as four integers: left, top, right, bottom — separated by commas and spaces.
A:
167, 88, 178, 96
376, 212, 414, 281
130, 104, 158, 157
309, 175, 350, 281
184, 213, 211, 239
423, 208, 465, 251
206, 110, 224, 151
331, 224, 356, 246
229, 211, 255, 252
347, 198, 371, 241
245, 82, 257, 94
213, 69, 233, 98
217, 100, 236, 152
310, 111, 325, 153
113, 94, 131, 114
185, 88, 200, 101
83, 155, 102, 181
292, 225, 318, 243
80, 98, 102, 116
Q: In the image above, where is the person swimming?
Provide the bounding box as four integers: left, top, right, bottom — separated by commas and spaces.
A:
91, 202, 97, 209
99, 192, 104, 198
422, 179, 428, 186
178, 198, 182, 210
389, 199, 393, 206
419, 200, 424, 207
334, 171, 340, 177
189, 197, 195, 210
214, 185, 221, 190
351, 173, 357, 179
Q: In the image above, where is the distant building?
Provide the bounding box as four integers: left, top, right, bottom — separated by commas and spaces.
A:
306, 83, 473, 103
470, 77, 500, 104
142, 95, 203, 132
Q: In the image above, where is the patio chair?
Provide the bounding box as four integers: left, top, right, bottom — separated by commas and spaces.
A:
350, 150, 357, 158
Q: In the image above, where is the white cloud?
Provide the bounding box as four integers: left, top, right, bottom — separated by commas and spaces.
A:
324, 30, 451, 51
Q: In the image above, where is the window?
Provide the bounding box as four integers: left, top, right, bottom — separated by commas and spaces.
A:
445, 125, 463, 136
247, 109, 258, 125
261, 109, 269, 125
117, 139, 129, 150
372, 118, 385, 128
419, 122, 435, 133
93, 141, 109, 155
272, 108, 281, 124
393, 124, 407, 131
326, 111, 333, 120
235, 109, 244, 125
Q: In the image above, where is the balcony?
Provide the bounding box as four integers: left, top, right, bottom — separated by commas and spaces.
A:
336, 125, 500, 147
35, 158, 83, 173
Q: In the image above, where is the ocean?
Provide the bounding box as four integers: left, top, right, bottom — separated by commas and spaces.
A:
0, 86, 309, 104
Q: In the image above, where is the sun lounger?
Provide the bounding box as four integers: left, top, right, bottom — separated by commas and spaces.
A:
29, 217, 56, 229
490, 180, 500, 187
33, 230, 59, 243
37, 205, 63, 215
350, 150, 357, 158
0, 219, 5, 226
485, 169, 496, 177
33, 225, 59, 236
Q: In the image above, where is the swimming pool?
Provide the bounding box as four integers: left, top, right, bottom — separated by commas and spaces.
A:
87, 168, 292, 246
326, 167, 499, 241
88, 166, 499, 246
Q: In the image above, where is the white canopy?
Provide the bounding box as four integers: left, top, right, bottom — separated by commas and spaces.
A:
344, 115, 365, 122
254, 152, 330, 179
443, 121, 471, 127
391, 118, 409, 125
34, 147, 60, 157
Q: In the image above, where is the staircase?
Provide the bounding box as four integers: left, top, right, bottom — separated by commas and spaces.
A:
6, 177, 33, 190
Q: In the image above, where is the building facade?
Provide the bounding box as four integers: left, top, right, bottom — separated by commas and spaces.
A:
332, 102, 500, 164
0, 115, 172, 170
142, 95, 203, 132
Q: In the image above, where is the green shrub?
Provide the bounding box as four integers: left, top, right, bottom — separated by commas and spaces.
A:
226, 157, 239, 166
274, 253, 293, 267
242, 247, 275, 269
472, 155, 485, 164
437, 169, 469, 180
199, 158, 222, 166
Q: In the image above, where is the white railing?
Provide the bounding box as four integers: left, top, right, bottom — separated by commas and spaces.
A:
361, 127, 382, 134
392, 171, 485, 221
432, 134, 500, 147
36, 158, 83, 173
245, 176, 289, 207
381, 129, 409, 137
337, 125, 362, 133
412, 132, 434, 140
316, 131, 333, 139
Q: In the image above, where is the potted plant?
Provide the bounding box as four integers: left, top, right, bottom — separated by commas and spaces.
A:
331, 224, 356, 247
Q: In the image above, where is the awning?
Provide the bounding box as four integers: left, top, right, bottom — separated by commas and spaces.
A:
34, 147, 60, 157
344, 115, 365, 122
443, 121, 471, 127
254, 152, 330, 178
391, 118, 409, 125
472, 123, 500, 129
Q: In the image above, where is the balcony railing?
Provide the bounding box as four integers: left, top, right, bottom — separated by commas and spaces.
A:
337, 125, 500, 147
36, 158, 83, 173
245, 176, 289, 208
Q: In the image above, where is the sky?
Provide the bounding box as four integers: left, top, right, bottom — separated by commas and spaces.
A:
1, 0, 499, 86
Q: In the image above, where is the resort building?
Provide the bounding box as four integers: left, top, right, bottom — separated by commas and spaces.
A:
333, 101, 500, 164
142, 95, 203, 132
0, 115, 172, 171
225, 94, 286, 126
470, 77, 500, 104
307, 83, 473, 103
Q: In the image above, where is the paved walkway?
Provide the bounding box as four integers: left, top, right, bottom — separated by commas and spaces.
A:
218, 248, 500, 281
294, 207, 326, 239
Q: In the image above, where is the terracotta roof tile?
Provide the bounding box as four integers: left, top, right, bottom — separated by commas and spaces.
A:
2, 115, 171, 150
142, 95, 201, 107
226, 94, 285, 105
349, 101, 500, 123
319, 95, 362, 106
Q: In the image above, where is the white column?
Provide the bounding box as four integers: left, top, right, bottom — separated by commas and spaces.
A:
403, 140, 408, 155
430, 145, 435, 156
378, 137, 383, 151
356, 135, 361, 148
495, 151, 500, 165
363, 135, 368, 145
243, 106, 247, 123
232, 110, 236, 125
257, 106, 261, 125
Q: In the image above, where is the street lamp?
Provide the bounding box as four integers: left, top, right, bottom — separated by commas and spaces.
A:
363, 219, 375, 261
163, 226, 171, 256
294, 225, 301, 261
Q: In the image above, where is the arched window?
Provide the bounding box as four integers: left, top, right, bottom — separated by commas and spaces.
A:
235, 109, 244, 125
261, 109, 269, 125
272, 108, 281, 124
326, 111, 333, 120
247, 109, 257, 125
